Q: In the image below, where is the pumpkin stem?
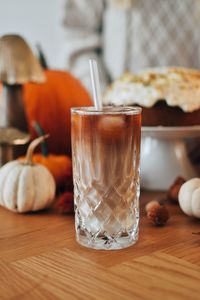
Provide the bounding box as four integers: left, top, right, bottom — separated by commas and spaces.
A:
36, 43, 48, 69
26, 135, 49, 165
32, 121, 48, 157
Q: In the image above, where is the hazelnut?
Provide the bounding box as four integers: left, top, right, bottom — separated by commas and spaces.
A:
168, 176, 186, 203
145, 200, 160, 212
145, 200, 170, 226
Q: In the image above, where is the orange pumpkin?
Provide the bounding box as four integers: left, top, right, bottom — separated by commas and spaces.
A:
19, 147, 73, 189
29, 153, 72, 189
23, 70, 92, 155
19, 122, 73, 189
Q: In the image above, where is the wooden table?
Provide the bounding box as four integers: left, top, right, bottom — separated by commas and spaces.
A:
1, 191, 200, 300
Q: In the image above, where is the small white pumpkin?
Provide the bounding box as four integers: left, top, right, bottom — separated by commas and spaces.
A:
0, 135, 56, 213
178, 178, 200, 218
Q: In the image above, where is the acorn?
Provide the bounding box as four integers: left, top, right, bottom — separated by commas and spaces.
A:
145, 200, 170, 226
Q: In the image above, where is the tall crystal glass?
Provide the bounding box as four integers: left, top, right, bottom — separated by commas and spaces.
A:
71, 106, 141, 250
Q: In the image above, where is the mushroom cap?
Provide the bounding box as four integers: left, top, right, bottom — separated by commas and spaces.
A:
0, 34, 46, 84
0, 128, 30, 145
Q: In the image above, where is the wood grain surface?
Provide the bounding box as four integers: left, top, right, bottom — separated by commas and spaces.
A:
0, 191, 200, 300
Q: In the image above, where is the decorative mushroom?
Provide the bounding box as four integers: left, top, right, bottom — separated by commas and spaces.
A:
178, 178, 200, 218
0, 127, 30, 165
0, 34, 45, 132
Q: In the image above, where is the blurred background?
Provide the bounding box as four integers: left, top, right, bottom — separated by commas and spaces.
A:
0, 0, 65, 69
1, 0, 199, 93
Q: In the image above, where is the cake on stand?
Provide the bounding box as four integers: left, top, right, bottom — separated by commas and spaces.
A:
103, 67, 200, 190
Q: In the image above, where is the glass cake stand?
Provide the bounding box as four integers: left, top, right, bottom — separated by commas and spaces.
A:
141, 126, 200, 190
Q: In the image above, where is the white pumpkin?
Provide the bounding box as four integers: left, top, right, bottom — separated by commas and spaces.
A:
0, 135, 56, 213
178, 178, 200, 218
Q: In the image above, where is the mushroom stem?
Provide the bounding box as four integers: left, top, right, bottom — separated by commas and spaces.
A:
0, 84, 28, 132
0, 145, 13, 165
25, 135, 49, 165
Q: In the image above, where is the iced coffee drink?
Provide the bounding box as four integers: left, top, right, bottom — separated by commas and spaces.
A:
71, 106, 141, 250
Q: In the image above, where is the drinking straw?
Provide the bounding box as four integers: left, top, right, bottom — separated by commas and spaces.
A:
89, 59, 102, 110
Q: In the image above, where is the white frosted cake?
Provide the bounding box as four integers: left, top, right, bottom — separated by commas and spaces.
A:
104, 67, 200, 126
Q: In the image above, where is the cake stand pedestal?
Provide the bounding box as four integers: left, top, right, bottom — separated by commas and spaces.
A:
141, 126, 200, 191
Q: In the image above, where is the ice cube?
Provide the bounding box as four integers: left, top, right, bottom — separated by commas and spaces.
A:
103, 215, 123, 236
98, 115, 126, 140
79, 201, 92, 218
84, 215, 101, 233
